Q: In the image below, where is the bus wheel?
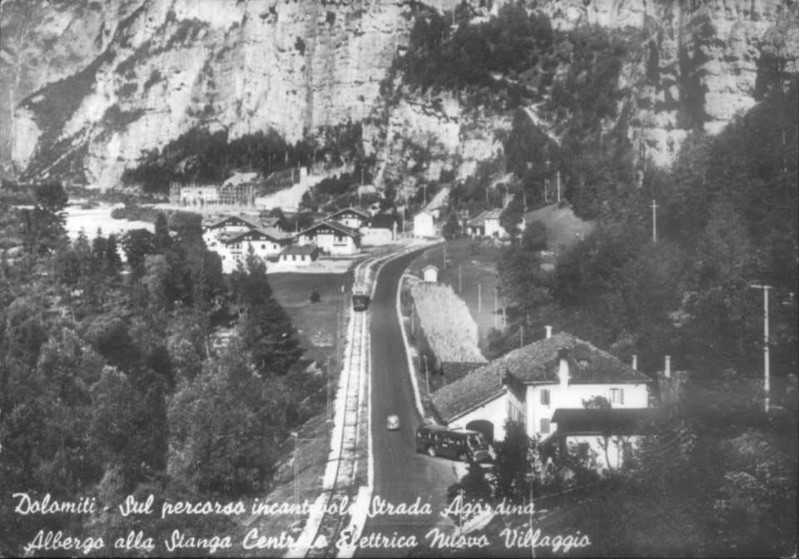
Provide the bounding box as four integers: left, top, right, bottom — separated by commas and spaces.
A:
427, 446, 437, 457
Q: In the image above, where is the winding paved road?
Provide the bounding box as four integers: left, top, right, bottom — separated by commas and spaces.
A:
357, 251, 461, 557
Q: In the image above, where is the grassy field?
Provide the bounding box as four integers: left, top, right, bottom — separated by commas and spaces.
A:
269, 272, 353, 365
408, 238, 505, 351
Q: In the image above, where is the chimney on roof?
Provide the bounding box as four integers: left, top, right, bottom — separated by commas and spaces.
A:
664, 355, 671, 379
545, 325, 552, 339
558, 348, 570, 387
632, 354, 638, 370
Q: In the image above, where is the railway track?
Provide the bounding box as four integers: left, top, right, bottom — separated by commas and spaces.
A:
305, 268, 370, 557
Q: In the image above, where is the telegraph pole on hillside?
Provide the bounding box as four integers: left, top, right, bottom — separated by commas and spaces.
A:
750, 284, 772, 413
651, 199, 659, 243
326, 356, 332, 422
494, 288, 498, 329
544, 155, 550, 203
556, 170, 562, 204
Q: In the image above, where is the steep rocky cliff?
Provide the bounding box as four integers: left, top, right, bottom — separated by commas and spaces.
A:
2, 0, 797, 189
368, 0, 799, 192
5, 0, 470, 188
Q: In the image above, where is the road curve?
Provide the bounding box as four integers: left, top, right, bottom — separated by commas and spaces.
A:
356, 251, 461, 557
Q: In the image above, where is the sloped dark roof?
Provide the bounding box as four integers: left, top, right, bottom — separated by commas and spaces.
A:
432, 363, 506, 423
327, 206, 370, 220
298, 220, 360, 238
503, 332, 650, 385
467, 208, 503, 227
204, 215, 259, 230
219, 227, 291, 243
431, 331, 650, 423
551, 408, 656, 436
259, 216, 281, 228
466, 210, 488, 227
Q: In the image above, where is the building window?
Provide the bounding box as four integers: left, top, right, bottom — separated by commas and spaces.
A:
610, 388, 625, 405
622, 442, 633, 464
540, 389, 550, 406
540, 418, 550, 434
261, 244, 266, 249
577, 443, 589, 459
292, 255, 296, 261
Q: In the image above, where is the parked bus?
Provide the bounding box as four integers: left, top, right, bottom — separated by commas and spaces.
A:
415, 425, 491, 463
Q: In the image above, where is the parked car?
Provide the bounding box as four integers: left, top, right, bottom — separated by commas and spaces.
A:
415, 425, 491, 463
387, 414, 400, 431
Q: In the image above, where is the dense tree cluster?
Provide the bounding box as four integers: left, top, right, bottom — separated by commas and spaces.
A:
121, 121, 367, 194
400, 4, 556, 102
0, 187, 321, 554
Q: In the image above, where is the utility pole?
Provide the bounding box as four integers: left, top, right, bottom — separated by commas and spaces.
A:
423, 354, 430, 393
359, 168, 364, 207
651, 199, 658, 243
529, 458, 536, 559
325, 356, 332, 422
544, 155, 550, 204
556, 170, 561, 204
494, 288, 498, 329
292, 432, 299, 516
750, 284, 772, 413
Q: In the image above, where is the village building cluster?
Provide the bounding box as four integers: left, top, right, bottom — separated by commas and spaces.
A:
202, 207, 401, 273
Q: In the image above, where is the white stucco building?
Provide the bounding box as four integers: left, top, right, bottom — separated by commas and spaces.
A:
203, 215, 292, 273
413, 211, 436, 238
327, 207, 371, 230
422, 265, 439, 283
214, 227, 292, 273
467, 208, 507, 238
296, 221, 360, 256
431, 329, 652, 471
202, 215, 260, 247
180, 185, 219, 206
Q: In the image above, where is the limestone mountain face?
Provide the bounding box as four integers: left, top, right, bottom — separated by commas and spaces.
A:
369, 0, 798, 194
3, 0, 798, 189
538, 0, 799, 166
6, 0, 460, 188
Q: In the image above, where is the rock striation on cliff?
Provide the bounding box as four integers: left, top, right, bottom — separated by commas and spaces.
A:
2, 0, 797, 188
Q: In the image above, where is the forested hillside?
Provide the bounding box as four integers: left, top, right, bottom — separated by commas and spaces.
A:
496, 76, 797, 378
0, 185, 322, 555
